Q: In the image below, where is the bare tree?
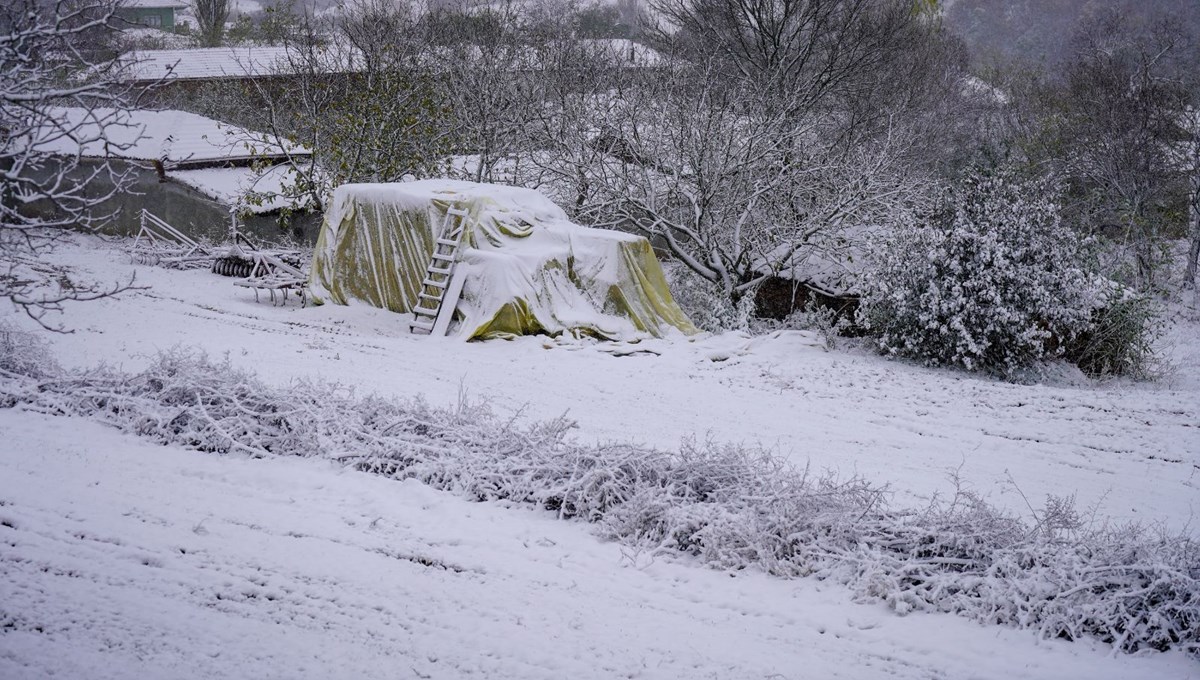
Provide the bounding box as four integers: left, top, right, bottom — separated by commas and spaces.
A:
233, 0, 451, 213
193, 0, 230, 47
1, 0, 143, 329
1184, 109, 1200, 288
428, 0, 557, 184
544, 62, 925, 308
1057, 11, 1191, 290
645, 0, 939, 122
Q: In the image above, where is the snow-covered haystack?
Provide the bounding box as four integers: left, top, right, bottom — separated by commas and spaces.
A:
1, 340, 1196, 657
310, 180, 698, 340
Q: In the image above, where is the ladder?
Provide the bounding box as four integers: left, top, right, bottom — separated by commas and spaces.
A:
410, 207, 470, 336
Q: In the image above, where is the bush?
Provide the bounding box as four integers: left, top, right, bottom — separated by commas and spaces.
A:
859, 173, 1098, 377
0, 322, 58, 383
1066, 290, 1163, 378
663, 265, 756, 333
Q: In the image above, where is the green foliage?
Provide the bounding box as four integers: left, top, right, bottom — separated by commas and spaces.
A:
574, 5, 633, 39
1065, 291, 1162, 378
225, 13, 254, 43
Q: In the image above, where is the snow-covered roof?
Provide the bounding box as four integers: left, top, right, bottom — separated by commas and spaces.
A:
121, 39, 661, 83
30, 107, 309, 166
760, 225, 880, 297
172, 164, 306, 213
121, 46, 329, 82
120, 0, 188, 8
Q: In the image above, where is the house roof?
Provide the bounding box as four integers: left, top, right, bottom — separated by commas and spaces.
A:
30, 107, 309, 167
119, 46, 339, 82
121, 39, 662, 83
172, 165, 307, 214
120, 0, 189, 9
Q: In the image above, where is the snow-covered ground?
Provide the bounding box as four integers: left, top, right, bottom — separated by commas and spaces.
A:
2, 236, 1199, 677
22, 238, 1200, 529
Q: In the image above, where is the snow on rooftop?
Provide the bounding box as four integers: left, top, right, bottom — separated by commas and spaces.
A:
122, 39, 660, 83
122, 46, 327, 82
761, 224, 880, 297
119, 0, 188, 8
172, 164, 307, 213
31, 107, 309, 166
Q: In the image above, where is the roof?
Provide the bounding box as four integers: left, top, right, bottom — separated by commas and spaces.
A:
121, 46, 308, 82
172, 165, 307, 213
120, 0, 188, 8
759, 225, 879, 297
29, 107, 309, 166
120, 39, 662, 83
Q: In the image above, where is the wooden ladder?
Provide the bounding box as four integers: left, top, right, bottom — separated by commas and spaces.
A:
410, 207, 469, 336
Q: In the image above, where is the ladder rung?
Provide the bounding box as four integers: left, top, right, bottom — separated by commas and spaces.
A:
410, 318, 435, 329
427, 265, 452, 276
436, 239, 459, 247
418, 291, 442, 301
432, 253, 455, 262
422, 278, 447, 289
412, 305, 438, 317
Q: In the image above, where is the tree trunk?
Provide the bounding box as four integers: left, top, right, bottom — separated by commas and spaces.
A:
1185, 146, 1200, 289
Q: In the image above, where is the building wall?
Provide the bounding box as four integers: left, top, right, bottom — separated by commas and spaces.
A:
24, 160, 322, 247
117, 8, 177, 32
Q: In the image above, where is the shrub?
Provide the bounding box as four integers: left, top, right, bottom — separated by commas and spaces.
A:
1066, 289, 1163, 378
0, 322, 58, 383
663, 265, 756, 333
859, 173, 1098, 377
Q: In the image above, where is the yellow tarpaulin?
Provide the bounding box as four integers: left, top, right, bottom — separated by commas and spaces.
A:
309, 180, 698, 340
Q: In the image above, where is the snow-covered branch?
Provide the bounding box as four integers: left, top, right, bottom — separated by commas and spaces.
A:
2, 0, 147, 327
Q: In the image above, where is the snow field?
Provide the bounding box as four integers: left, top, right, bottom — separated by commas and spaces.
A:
2, 410, 1195, 679
1, 236, 1198, 677
28, 238, 1200, 531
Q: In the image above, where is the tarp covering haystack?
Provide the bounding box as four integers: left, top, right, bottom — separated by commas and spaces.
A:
309, 180, 698, 340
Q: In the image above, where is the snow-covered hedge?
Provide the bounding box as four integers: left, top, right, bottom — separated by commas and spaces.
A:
859, 174, 1099, 377
1, 345, 1196, 657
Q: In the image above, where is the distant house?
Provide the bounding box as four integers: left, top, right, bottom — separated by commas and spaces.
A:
116, 0, 189, 32
27, 107, 319, 243
115, 45, 361, 107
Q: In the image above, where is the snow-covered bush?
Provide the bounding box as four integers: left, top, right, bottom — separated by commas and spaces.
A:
0, 322, 58, 384
1066, 289, 1163, 378
664, 265, 756, 333
1, 350, 1197, 657
859, 173, 1097, 377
